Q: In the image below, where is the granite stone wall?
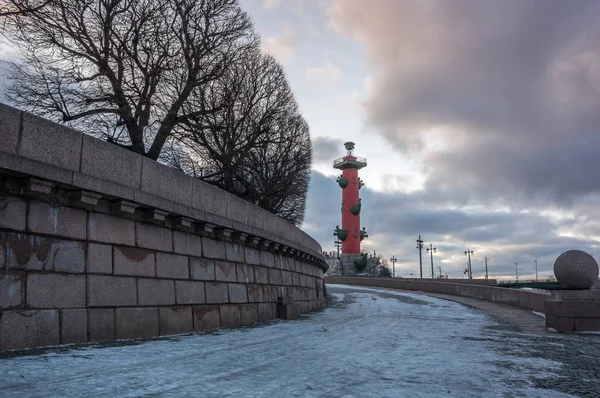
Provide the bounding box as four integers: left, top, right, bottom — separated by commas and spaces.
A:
0, 103, 327, 352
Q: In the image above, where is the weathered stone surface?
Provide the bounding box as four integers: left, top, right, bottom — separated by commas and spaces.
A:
156, 253, 189, 279
27, 201, 86, 239
225, 242, 244, 263
215, 261, 237, 282
247, 284, 264, 303
240, 304, 259, 325
136, 222, 173, 252
228, 284, 248, 303
7, 233, 85, 273
87, 243, 112, 274
0, 103, 21, 155
27, 274, 85, 308
20, 111, 82, 171
0, 310, 60, 351
262, 286, 271, 302
291, 273, 300, 286
87, 308, 115, 342
88, 213, 135, 246
191, 178, 227, 218
219, 305, 241, 327
281, 271, 292, 286
87, 275, 137, 307
202, 237, 225, 259
0, 194, 26, 231
158, 307, 193, 336
0, 232, 5, 269
113, 246, 155, 277
73, 173, 135, 201
173, 231, 202, 257
190, 258, 215, 281
254, 266, 269, 284
268, 269, 282, 285
225, 194, 248, 224
0, 273, 23, 309
141, 157, 193, 206
133, 189, 174, 213
80, 135, 142, 189
192, 305, 220, 331
236, 264, 254, 284
138, 279, 175, 306
554, 250, 599, 289
60, 309, 87, 344
115, 307, 159, 339
257, 303, 275, 321
260, 251, 275, 268
244, 247, 261, 265
176, 281, 205, 305
205, 282, 229, 304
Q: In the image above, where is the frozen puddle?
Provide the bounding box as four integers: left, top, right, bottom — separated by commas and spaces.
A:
0, 285, 583, 397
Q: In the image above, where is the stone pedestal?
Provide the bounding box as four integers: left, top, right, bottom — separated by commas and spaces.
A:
340, 254, 363, 276
545, 290, 600, 333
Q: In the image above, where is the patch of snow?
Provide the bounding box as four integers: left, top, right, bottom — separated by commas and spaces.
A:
548, 328, 558, 333
532, 311, 546, 319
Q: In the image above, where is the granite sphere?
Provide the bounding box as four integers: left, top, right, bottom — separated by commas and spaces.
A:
554, 250, 599, 289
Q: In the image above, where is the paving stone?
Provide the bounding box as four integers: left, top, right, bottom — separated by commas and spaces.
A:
173, 231, 202, 257
88, 213, 135, 246
115, 307, 159, 339
158, 307, 193, 336
190, 258, 215, 281
215, 261, 237, 282
87, 275, 137, 307
86, 243, 112, 274
87, 308, 114, 342
202, 237, 225, 259
113, 246, 155, 277
0, 309, 59, 351
27, 274, 85, 309
192, 305, 220, 331
136, 222, 173, 252
156, 253, 189, 279
205, 282, 229, 304
138, 279, 175, 306
175, 281, 205, 305
0, 194, 26, 231
7, 233, 85, 273
228, 284, 248, 303
0, 273, 23, 309
60, 309, 87, 344
219, 305, 242, 327
27, 201, 86, 240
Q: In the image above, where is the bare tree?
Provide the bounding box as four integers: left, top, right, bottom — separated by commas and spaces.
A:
2, 0, 257, 159
0, 0, 50, 18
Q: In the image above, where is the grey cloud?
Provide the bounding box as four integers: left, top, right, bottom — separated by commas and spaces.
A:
312, 136, 344, 164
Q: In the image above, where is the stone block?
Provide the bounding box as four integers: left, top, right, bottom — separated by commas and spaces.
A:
88, 213, 135, 246
262, 285, 272, 302
138, 279, 175, 306
0, 273, 23, 309
254, 267, 269, 284
247, 204, 266, 231
27, 274, 85, 308
191, 178, 227, 218
88, 308, 115, 342
281, 271, 292, 286
173, 231, 203, 257
219, 305, 242, 328
133, 190, 174, 213
0, 309, 59, 351
27, 201, 86, 239
228, 284, 248, 303
7, 233, 85, 273
244, 247, 261, 265
260, 251, 275, 268
192, 305, 220, 331
115, 307, 159, 339
20, 111, 82, 171
215, 261, 237, 282
240, 304, 259, 325
190, 258, 215, 281
291, 273, 300, 286
156, 253, 189, 279
236, 264, 254, 284
0, 152, 74, 186
0, 194, 26, 231
136, 222, 173, 252
574, 317, 600, 331
0, 232, 5, 269
277, 302, 300, 320
113, 246, 155, 277
72, 173, 135, 201
60, 309, 87, 344
140, 157, 193, 206
225, 242, 244, 263
205, 282, 229, 304
225, 195, 248, 224
87, 275, 137, 307
247, 284, 264, 303
257, 303, 275, 322
87, 243, 113, 274
202, 237, 225, 259
80, 134, 142, 189
159, 307, 193, 336
175, 281, 205, 305
268, 269, 283, 285
551, 290, 600, 301
0, 103, 21, 155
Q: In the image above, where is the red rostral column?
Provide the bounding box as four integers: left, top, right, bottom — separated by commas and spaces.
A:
333, 142, 367, 255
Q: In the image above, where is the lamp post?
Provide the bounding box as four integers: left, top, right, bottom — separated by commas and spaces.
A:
390, 255, 397, 278
464, 250, 474, 279
534, 259, 538, 281
427, 244, 436, 278
416, 235, 424, 279
484, 256, 489, 280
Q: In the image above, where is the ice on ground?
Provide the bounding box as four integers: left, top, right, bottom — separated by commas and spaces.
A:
0, 285, 587, 398
533, 311, 546, 318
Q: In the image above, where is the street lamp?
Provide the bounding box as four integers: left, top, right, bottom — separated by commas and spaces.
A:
534, 259, 538, 281
390, 255, 397, 278
427, 244, 436, 278
464, 250, 474, 279
416, 235, 424, 279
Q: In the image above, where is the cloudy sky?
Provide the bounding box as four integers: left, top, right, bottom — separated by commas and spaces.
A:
241, 0, 600, 280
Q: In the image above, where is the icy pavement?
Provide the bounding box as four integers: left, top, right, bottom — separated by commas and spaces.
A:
1, 285, 600, 398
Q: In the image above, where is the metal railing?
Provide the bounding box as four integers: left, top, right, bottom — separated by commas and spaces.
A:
333, 156, 367, 166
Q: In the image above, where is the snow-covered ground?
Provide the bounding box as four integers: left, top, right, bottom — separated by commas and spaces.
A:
1, 284, 597, 397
